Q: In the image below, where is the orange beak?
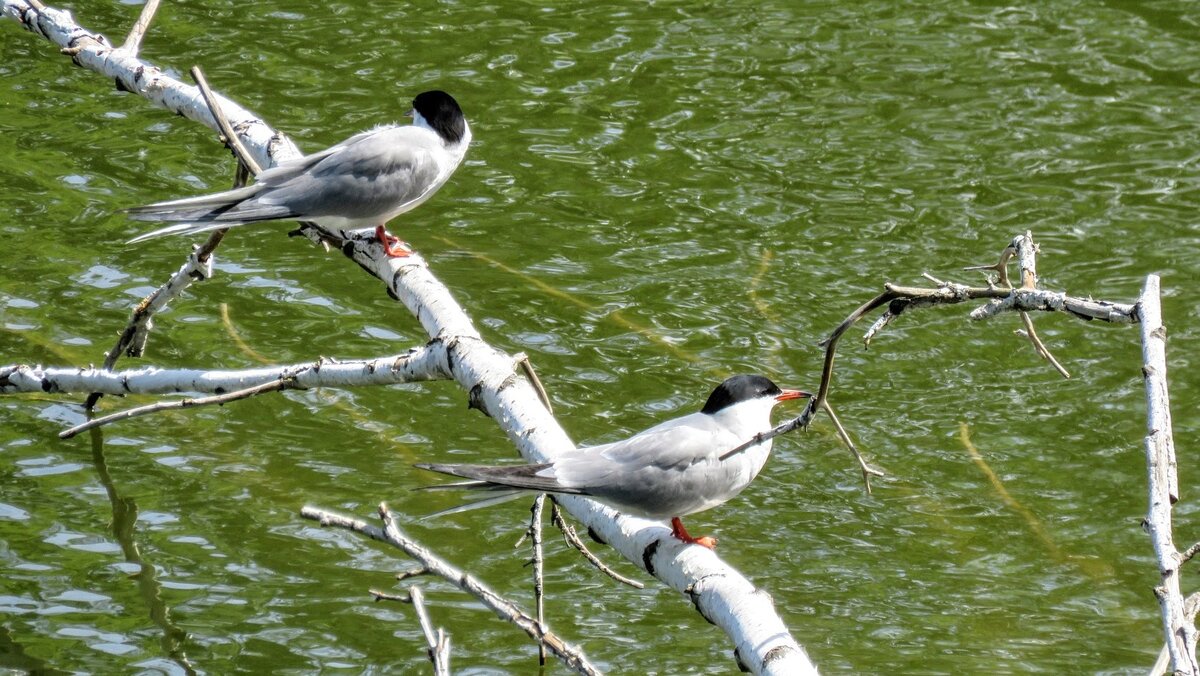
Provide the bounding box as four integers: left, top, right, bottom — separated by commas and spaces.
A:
775, 389, 812, 402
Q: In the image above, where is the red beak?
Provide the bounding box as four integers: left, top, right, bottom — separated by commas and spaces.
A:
775, 389, 812, 402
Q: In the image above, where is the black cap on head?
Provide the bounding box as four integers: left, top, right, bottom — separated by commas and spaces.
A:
700, 375, 782, 415
413, 90, 466, 145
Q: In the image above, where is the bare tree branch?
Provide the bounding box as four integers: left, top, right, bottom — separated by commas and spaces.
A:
550, 501, 644, 589
61, 376, 299, 439
302, 504, 601, 676
722, 232, 1137, 465
1138, 275, 1198, 674
2, 345, 451, 397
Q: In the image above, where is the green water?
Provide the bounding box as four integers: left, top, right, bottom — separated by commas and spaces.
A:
3, 0, 1200, 672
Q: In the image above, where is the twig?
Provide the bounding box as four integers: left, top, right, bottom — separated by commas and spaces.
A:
1182, 543, 1200, 566
820, 400, 883, 493
1017, 311, 1070, 378
396, 566, 430, 582
85, 248, 217, 411
550, 500, 643, 589
370, 582, 455, 673
185, 65, 259, 267
301, 504, 602, 675
1006, 233, 1068, 378
530, 494, 548, 666
516, 354, 553, 414
62, 376, 298, 439
121, 0, 159, 56
191, 66, 263, 176
1155, 594, 1200, 676
409, 586, 451, 676
1013, 231, 1039, 290
369, 588, 411, 603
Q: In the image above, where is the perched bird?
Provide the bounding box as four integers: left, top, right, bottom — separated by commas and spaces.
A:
417, 374, 811, 549
125, 90, 470, 257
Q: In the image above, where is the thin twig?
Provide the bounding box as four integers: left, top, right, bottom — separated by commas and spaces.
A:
820, 401, 883, 493
369, 588, 411, 603
530, 494, 548, 666
193, 67, 336, 252
121, 0, 160, 56
1018, 311, 1070, 378
370, 581, 455, 673
396, 567, 430, 582
408, 586, 451, 676
516, 354, 553, 414
550, 500, 644, 589
189, 65, 261, 265
191, 66, 262, 176
301, 503, 602, 675
62, 377, 298, 439
1182, 543, 1200, 566
1014, 231, 1039, 290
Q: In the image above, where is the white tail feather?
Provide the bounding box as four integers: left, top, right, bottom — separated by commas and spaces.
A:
126, 220, 243, 244
419, 489, 525, 519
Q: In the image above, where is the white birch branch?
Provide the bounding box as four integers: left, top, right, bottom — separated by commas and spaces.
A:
1138, 274, 1198, 674
3, 3, 816, 672
2, 0, 296, 169
1, 345, 450, 395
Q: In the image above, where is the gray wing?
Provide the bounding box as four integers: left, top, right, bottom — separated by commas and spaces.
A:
415, 462, 585, 495
557, 412, 725, 482
255, 125, 443, 221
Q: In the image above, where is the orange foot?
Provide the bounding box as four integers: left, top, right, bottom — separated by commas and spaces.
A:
670, 517, 717, 549
374, 225, 413, 258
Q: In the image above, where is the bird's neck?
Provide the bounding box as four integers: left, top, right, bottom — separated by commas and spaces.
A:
711, 400, 776, 441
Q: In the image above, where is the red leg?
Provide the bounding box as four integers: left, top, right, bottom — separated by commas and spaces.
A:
374, 225, 412, 258
670, 517, 717, 549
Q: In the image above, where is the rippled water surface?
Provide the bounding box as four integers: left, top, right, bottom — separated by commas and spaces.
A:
3, 0, 1200, 673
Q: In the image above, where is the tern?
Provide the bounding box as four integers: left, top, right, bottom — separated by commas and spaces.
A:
125, 90, 470, 257
417, 374, 811, 549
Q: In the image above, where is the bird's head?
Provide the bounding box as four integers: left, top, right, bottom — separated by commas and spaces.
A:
410, 90, 468, 146
701, 374, 811, 418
